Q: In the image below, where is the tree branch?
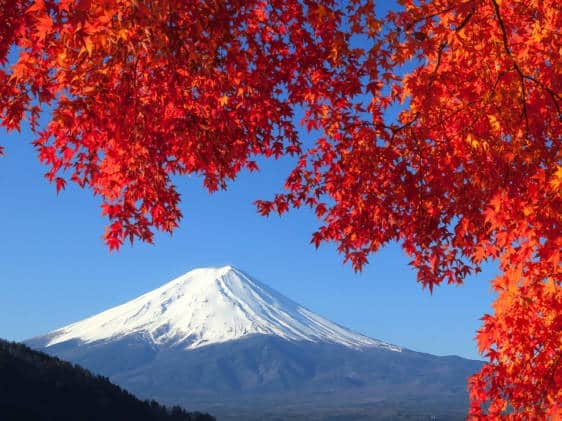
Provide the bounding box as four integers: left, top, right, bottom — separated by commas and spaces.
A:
490, 0, 530, 136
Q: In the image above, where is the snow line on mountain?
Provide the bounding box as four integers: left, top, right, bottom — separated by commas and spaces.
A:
42, 266, 401, 352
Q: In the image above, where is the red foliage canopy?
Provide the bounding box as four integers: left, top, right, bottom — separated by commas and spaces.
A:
1, 0, 560, 417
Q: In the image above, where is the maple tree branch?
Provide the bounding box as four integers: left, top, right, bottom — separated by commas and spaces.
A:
385, 41, 444, 138
403, 1, 476, 31
490, 0, 531, 136
432, 41, 447, 77
390, 113, 419, 135
523, 75, 562, 117
518, 81, 530, 138
540, 351, 561, 408
490, 0, 512, 55
455, 8, 476, 32
389, 6, 475, 139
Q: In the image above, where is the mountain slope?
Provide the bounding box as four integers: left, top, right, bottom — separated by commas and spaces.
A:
32, 266, 397, 351
0, 338, 214, 421
27, 266, 483, 420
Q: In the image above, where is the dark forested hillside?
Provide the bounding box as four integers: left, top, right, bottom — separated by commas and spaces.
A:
0, 339, 214, 421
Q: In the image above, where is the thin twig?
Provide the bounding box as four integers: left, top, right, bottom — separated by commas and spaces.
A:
490, 0, 530, 136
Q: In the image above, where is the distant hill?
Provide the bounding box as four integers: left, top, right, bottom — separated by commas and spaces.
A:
0, 339, 214, 421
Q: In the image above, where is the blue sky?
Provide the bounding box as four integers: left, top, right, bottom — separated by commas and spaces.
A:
0, 119, 496, 360
0, 0, 497, 360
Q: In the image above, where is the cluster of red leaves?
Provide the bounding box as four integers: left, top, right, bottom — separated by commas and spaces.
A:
0, 0, 560, 417
1, 0, 366, 247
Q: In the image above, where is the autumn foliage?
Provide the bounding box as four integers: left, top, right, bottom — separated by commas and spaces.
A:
0, 0, 560, 417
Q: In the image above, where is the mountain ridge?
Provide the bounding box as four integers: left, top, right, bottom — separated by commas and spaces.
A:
27, 265, 482, 420
31, 265, 400, 352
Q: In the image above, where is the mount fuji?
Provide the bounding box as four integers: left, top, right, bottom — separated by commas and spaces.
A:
27, 266, 482, 420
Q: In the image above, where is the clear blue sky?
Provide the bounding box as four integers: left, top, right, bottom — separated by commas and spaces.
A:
0, 1, 496, 360
0, 119, 496, 360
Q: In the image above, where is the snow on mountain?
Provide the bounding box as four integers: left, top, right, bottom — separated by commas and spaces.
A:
42, 265, 400, 351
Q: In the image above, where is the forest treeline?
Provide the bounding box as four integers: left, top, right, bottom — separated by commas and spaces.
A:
0, 339, 215, 421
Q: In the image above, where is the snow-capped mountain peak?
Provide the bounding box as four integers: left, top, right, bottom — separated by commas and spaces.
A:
41, 266, 400, 351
